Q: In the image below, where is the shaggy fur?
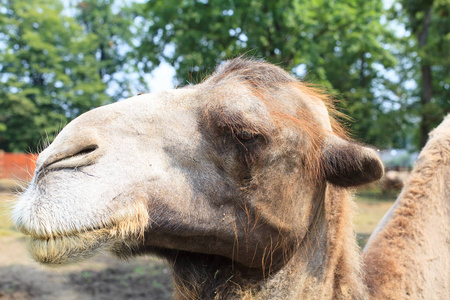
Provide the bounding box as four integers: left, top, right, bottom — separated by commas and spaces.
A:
363, 115, 450, 299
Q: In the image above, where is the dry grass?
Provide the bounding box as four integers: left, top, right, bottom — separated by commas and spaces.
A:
354, 188, 397, 247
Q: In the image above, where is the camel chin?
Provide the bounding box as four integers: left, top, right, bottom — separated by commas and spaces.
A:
27, 230, 110, 266
26, 217, 148, 266
16, 193, 150, 266
14, 171, 151, 266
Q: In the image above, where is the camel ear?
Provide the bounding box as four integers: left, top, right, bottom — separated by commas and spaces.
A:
322, 136, 384, 187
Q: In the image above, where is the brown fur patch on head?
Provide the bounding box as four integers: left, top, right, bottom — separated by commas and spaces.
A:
206, 57, 296, 88
201, 57, 349, 183
204, 57, 346, 134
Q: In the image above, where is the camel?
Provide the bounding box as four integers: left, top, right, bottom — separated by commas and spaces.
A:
381, 170, 410, 194
363, 114, 450, 299
12, 58, 448, 299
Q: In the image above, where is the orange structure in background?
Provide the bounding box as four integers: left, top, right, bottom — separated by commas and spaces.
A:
0, 151, 37, 181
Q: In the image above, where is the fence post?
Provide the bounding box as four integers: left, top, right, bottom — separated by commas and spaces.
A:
0, 150, 4, 179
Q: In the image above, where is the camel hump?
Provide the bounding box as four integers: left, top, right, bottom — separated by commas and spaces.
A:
364, 114, 450, 299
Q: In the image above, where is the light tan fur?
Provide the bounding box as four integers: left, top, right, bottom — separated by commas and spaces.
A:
364, 115, 450, 299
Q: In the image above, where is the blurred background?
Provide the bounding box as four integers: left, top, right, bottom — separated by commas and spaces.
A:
0, 0, 449, 299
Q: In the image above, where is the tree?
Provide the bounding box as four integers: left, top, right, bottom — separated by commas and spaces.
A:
0, 0, 109, 152
74, 0, 139, 101
137, 0, 402, 148
395, 0, 450, 148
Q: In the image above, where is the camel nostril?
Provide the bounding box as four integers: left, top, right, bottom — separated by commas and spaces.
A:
41, 144, 100, 172
71, 145, 98, 158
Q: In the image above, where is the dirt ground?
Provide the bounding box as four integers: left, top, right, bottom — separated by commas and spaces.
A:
0, 182, 396, 300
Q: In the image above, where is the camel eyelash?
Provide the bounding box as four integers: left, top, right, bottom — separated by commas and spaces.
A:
234, 129, 260, 144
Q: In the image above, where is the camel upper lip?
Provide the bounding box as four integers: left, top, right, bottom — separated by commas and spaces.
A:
20, 222, 110, 240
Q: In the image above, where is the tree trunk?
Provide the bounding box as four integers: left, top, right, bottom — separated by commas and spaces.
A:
360, 52, 366, 88
418, 7, 433, 148
420, 65, 433, 148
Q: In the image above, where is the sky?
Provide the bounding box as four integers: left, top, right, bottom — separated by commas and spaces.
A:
143, 61, 176, 93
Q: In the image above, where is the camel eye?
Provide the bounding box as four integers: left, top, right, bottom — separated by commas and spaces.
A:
235, 130, 258, 143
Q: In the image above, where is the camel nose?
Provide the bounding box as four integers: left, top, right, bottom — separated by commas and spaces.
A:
35, 129, 102, 174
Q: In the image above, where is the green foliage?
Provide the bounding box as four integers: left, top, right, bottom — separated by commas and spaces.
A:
0, 0, 447, 152
75, 0, 139, 101
0, 0, 141, 152
138, 0, 404, 148
0, 0, 109, 152
394, 0, 450, 147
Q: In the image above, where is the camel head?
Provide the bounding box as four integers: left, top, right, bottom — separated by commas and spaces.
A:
14, 58, 383, 272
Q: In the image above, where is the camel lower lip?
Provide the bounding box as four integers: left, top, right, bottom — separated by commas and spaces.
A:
28, 230, 110, 265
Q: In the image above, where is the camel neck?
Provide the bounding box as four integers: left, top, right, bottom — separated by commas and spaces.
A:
169, 185, 367, 299
254, 186, 367, 299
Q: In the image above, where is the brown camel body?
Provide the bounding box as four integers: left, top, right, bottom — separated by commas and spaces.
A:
364, 115, 450, 299
12, 58, 448, 299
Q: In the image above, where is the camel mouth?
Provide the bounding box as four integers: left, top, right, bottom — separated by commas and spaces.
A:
25, 203, 150, 266
23, 224, 108, 240
27, 228, 112, 266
